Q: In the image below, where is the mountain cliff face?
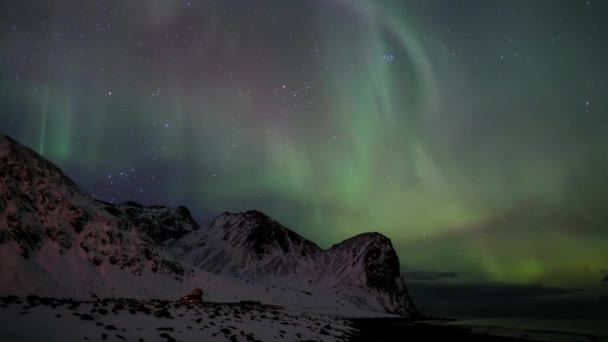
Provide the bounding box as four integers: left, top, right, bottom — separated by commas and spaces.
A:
0, 133, 418, 316
324, 233, 417, 315
172, 211, 418, 316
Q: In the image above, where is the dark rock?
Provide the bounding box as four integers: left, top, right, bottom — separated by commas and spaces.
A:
154, 309, 172, 319
112, 303, 125, 312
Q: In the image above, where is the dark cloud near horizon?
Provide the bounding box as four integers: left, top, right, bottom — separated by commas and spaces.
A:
409, 281, 573, 301
402, 271, 461, 282
403, 271, 608, 319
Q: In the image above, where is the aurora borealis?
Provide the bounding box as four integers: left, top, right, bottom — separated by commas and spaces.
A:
1, 0, 607, 296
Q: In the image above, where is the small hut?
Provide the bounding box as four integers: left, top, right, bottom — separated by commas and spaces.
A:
181, 288, 204, 303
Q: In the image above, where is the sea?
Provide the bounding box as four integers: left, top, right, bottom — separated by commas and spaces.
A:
447, 318, 608, 337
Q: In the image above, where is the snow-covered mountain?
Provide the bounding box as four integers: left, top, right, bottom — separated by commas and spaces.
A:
170, 211, 418, 316
0, 133, 418, 316
0, 133, 206, 298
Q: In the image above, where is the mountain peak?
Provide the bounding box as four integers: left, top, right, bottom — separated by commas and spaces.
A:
213, 210, 273, 226
0, 133, 79, 191
206, 210, 321, 257
332, 231, 390, 246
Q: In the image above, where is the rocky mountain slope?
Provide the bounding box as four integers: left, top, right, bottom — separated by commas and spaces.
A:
0, 134, 197, 293
0, 133, 417, 316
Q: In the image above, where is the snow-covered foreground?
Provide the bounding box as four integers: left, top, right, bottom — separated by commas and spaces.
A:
0, 296, 356, 342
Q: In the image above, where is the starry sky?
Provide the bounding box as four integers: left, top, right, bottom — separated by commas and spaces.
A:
1, 0, 608, 298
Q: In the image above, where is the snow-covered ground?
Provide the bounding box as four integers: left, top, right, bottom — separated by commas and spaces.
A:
0, 296, 355, 342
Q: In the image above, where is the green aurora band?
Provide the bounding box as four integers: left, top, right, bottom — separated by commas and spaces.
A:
1, 0, 607, 291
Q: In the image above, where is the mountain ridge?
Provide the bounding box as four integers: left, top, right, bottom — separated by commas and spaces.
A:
0, 133, 418, 316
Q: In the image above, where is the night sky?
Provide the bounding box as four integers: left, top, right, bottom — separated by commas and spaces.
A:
1, 0, 607, 308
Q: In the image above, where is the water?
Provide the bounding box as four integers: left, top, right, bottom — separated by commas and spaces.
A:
448, 318, 608, 337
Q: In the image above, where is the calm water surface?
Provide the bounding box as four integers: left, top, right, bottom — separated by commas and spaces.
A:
449, 318, 608, 336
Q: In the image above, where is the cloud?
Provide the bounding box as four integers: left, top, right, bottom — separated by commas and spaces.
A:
402, 270, 572, 299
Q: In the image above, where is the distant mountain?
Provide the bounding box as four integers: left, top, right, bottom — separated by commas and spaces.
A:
170, 211, 418, 316
0, 133, 418, 316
